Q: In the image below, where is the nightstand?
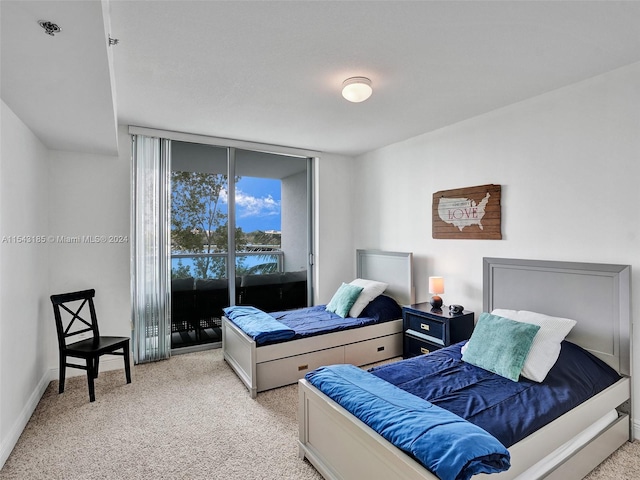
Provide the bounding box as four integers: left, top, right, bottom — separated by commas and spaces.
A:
402, 303, 474, 358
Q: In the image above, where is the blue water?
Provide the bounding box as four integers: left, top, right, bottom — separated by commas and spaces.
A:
172, 255, 276, 279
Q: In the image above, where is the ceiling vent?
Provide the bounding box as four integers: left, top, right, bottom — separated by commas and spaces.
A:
38, 20, 61, 36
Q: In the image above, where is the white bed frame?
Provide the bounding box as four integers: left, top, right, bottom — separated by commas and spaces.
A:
222, 250, 414, 398
299, 258, 632, 480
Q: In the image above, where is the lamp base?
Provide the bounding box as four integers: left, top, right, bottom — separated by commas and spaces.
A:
430, 295, 443, 310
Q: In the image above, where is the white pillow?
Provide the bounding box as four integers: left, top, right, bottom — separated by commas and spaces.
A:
491, 309, 577, 382
347, 278, 388, 317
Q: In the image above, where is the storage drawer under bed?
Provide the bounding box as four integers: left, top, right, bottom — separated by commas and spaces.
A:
257, 346, 345, 392
256, 333, 402, 393
345, 332, 402, 365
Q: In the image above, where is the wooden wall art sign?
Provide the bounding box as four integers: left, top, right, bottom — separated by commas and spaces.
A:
432, 184, 502, 240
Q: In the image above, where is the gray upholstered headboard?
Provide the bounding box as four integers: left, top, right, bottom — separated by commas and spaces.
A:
483, 257, 631, 376
356, 249, 415, 307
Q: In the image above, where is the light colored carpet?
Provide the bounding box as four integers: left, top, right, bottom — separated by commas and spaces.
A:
583, 440, 640, 480
0, 349, 321, 480
0, 349, 636, 479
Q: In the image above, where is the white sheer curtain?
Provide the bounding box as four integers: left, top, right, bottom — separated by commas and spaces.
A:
131, 134, 172, 363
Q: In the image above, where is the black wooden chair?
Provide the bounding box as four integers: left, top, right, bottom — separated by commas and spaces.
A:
50, 289, 131, 402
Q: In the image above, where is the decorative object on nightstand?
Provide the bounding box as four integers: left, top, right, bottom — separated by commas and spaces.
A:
402, 303, 474, 358
428, 276, 444, 311
449, 304, 464, 314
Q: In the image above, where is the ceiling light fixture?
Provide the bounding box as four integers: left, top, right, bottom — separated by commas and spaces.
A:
38, 20, 61, 36
341, 77, 373, 103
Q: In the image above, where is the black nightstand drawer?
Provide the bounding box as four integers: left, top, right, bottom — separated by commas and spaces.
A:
404, 333, 442, 358
405, 313, 445, 342
402, 303, 474, 359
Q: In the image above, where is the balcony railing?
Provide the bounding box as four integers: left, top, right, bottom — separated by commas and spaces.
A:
170, 250, 298, 350
171, 250, 284, 279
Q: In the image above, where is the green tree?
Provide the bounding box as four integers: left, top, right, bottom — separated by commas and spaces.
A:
171, 171, 247, 279
171, 259, 191, 279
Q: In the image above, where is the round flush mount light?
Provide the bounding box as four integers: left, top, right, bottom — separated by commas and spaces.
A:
341, 77, 373, 103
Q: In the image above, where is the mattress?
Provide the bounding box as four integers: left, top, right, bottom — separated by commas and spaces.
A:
369, 340, 621, 447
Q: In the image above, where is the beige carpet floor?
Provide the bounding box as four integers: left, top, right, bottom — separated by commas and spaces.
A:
0, 349, 636, 479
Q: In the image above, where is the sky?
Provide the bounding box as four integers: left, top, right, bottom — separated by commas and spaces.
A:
233, 177, 281, 232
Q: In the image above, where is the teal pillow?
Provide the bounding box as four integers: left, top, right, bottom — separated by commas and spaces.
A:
326, 283, 364, 318
462, 312, 540, 382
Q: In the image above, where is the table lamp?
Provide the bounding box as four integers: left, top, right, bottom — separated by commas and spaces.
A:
429, 276, 444, 310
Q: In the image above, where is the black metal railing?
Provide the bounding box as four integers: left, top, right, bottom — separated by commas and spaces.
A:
170, 251, 308, 349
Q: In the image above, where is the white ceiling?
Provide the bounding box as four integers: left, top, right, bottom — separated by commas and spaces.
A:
1, 0, 118, 155
2, 1, 640, 157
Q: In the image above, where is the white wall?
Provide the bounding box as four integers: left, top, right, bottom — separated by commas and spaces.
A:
49, 127, 131, 342
47, 126, 132, 369
0, 100, 51, 466
351, 63, 640, 431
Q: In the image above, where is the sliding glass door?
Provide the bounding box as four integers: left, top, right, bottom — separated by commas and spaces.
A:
169, 142, 311, 350
170, 142, 229, 350
233, 149, 310, 314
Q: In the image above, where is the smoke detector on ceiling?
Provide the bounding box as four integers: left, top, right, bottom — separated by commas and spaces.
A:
38, 20, 61, 36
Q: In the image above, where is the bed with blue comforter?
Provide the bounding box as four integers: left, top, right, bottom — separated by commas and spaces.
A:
224, 293, 401, 346
299, 258, 631, 480
306, 363, 511, 480
304, 341, 620, 480
221, 293, 405, 398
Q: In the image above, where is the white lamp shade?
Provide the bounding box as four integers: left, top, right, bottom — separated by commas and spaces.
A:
429, 276, 445, 295
342, 77, 373, 103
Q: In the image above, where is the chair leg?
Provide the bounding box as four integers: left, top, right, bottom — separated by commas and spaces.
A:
59, 354, 66, 394
123, 342, 132, 384
86, 359, 96, 402
94, 357, 99, 378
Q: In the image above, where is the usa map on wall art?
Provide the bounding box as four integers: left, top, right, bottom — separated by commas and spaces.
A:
432, 184, 502, 239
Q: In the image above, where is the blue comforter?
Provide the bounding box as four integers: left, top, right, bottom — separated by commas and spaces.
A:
305, 364, 510, 480
369, 341, 621, 447
226, 294, 402, 345
223, 306, 295, 344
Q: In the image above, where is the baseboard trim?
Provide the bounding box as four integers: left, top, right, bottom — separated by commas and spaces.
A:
0, 369, 51, 469
171, 341, 220, 356
633, 418, 640, 441
50, 356, 126, 379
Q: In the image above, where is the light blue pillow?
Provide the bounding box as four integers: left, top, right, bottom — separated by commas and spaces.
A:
462, 312, 540, 382
326, 283, 364, 318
